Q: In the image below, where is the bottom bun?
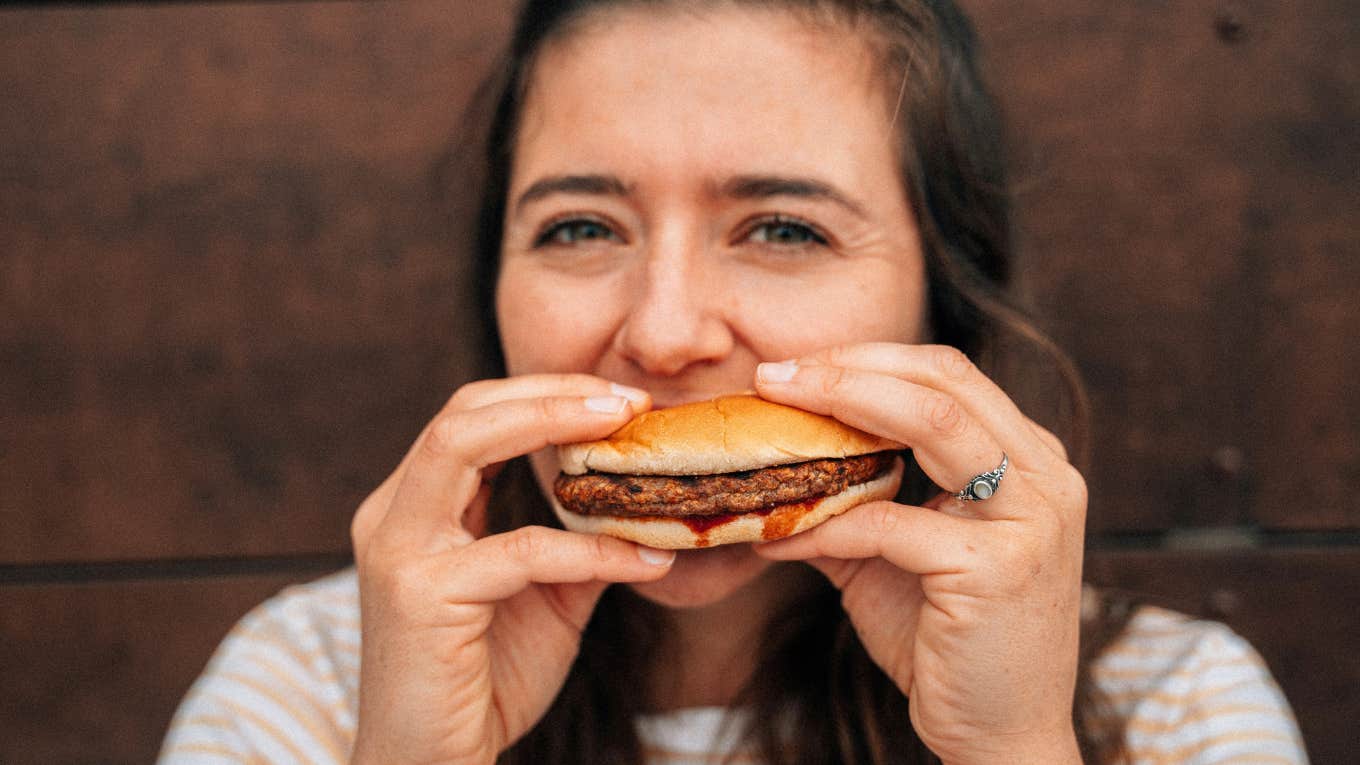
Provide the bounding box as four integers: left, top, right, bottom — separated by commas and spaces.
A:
550, 457, 904, 549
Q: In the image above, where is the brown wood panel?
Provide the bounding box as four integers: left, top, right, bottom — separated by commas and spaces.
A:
0, 571, 328, 765
1085, 548, 1360, 764
3, 2, 1354, 764
5, 0, 1354, 567
0, 1, 513, 564
966, 1, 1360, 531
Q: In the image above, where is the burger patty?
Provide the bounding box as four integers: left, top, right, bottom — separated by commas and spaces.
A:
553, 451, 896, 518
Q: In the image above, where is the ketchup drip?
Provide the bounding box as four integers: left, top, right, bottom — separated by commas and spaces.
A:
678, 513, 737, 547
759, 499, 817, 540
673, 497, 822, 546
679, 513, 740, 534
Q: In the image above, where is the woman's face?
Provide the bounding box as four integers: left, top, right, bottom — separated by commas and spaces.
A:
497, 5, 927, 609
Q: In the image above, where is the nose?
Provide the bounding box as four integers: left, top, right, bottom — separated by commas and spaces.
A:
613, 235, 734, 377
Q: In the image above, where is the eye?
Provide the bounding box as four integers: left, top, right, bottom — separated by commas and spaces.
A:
534, 216, 621, 247
743, 216, 829, 246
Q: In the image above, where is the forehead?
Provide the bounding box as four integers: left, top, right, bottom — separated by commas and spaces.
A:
513, 5, 895, 184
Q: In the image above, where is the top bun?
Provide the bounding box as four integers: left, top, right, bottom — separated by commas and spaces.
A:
558, 394, 903, 476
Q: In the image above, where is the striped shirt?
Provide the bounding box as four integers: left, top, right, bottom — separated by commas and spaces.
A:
158, 569, 1308, 764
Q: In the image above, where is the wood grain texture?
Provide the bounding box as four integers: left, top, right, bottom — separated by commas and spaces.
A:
3, 0, 1354, 565
0, 1, 512, 563
0, 571, 327, 765
966, 0, 1360, 531
1, 2, 1356, 761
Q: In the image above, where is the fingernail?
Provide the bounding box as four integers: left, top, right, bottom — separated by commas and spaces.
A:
609, 382, 649, 405
757, 361, 799, 383
584, 395, 628, 414
637, 545, 676, 566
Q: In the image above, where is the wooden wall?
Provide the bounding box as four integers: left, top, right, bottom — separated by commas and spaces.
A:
2, 1, 1356, 762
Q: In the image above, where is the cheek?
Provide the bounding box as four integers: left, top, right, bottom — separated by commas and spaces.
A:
496, 265, 622, 375
730, 263, 928, 356
864, 271, 929, 344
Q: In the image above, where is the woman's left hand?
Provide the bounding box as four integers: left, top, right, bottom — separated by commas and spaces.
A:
752, 343, 1087, 765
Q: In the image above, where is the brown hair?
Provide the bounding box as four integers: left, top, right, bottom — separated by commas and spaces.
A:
464, 1, 1132, 761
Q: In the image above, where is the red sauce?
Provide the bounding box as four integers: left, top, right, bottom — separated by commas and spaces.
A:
668, 499, 822, 545
680, 513, 739, 534
663, 498, 822, 546
759, 499, 817, 540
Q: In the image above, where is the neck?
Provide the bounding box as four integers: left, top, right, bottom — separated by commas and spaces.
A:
649, 562, 821, 710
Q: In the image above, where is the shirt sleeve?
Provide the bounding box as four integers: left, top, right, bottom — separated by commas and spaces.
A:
157, 573, 360, 765
1099, 609, 1309, 764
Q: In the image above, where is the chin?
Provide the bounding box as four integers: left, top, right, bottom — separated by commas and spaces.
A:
625, 544, 776, 609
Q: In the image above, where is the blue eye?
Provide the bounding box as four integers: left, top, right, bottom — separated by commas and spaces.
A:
746, 216, 828, 246
535, 218, 620, 247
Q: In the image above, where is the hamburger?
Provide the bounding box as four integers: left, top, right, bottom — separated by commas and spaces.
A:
551, 394, 904, 549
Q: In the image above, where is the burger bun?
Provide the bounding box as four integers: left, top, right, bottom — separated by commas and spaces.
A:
558, 394, 902, 476
550, 456, 903, 549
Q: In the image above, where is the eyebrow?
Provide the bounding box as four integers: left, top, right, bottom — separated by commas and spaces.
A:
717, 174, 869, 219
514, 174, 630, 215
511, 172, 868, 219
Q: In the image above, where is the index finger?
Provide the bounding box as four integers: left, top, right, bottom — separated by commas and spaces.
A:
451, 374, 651, 413
791, 343, 1063, 467
358, 376, 651, 541
375, 394, 639, 554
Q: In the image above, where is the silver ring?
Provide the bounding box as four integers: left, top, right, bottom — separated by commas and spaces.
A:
955, 453, 1008, 501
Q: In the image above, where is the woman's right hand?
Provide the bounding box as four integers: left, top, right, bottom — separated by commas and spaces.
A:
348, 375, 675, 765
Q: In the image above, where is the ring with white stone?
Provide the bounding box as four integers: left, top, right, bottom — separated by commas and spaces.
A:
955, 453, 1008, 501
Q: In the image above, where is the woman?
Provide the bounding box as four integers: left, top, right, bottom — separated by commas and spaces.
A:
160, 1, 1307, 763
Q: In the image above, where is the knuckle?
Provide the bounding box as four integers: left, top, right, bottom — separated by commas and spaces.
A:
506, 526, 547, 561
421, 413, 464, 462
448, 380, 488, 409
591, 533, 613, 563
349, 520, 363, 553
923, 393, 965, 438
1059, 465, 1089, 519
374, 559, 428, 611
819, 344, 852, 367
393, 563, 453, 616
357, 526, 400, 574
350, 502, 375, 552
533, 394, 562, 424
817, 365, 854, 399
930, 345, 976, 383
1033, 423, 1069, 461
866, 502, 901, 535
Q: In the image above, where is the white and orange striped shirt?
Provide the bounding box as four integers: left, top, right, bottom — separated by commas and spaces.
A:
158, 569, 1308, 764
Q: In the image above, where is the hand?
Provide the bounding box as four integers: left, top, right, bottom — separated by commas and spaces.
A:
349, 375, 676, 765
753, 344, 1086, 765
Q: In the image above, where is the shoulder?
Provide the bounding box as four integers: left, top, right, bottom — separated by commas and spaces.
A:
158, 568, 361, 764
1091, 605, 1308, 764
